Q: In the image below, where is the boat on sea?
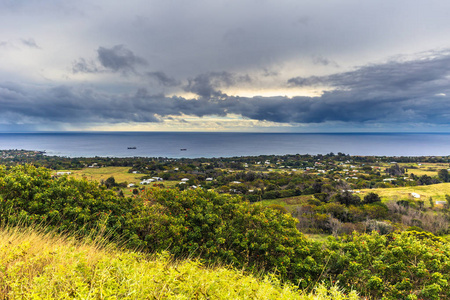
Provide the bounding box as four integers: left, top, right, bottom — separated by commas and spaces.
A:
180, 148, 187, 151
127, 147, 137, 149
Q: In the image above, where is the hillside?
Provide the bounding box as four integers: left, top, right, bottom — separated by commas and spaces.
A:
3, 164, 450, 298
0, 226, 357, 299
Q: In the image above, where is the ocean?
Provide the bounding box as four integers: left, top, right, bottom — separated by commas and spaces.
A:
0, 132, 449, 158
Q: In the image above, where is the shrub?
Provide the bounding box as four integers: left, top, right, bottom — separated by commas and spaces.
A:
137, 188, 322, 286
325, 231, 450, 299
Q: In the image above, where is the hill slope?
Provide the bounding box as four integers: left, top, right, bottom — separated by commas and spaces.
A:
0, 226, 357, 299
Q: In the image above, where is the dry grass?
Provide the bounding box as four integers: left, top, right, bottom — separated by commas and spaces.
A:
59, 166, 143, 184
0, 225, 358, 299
359, 182, 450, 205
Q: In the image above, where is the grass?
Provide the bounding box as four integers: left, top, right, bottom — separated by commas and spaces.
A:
61, 166, 143, 184
401, 162, 448, 177
359, 182, 450, 204
259, 195, 314, 212
0, 225, 358, 299
57, 167, 179, 191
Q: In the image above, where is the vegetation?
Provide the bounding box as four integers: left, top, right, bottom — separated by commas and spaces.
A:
0, 226, 358, 299
3, 151, 450, 298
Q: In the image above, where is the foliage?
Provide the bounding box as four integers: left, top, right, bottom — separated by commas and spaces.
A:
0, 164, 142, 241
0, 225, 359, 300
0, 165, 321, 287
136, 187, 322, 286
363, 192, 381, 204
325, 231, 450, 299
5, 164, 450, 298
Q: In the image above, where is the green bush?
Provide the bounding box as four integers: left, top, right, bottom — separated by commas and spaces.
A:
325, 231, 450, 299
0, 165, 321, 287
136, 187, 322, 286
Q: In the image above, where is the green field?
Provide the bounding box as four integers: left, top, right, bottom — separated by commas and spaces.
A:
56, 166, 179, 189
58, 166, 142, 184
360, 182, 450, 204
400, 162, 448, 177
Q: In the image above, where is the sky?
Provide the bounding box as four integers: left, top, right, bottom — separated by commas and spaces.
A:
2, 0, 450, 132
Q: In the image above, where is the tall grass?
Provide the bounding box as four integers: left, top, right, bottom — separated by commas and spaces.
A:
0, 225, 358, 299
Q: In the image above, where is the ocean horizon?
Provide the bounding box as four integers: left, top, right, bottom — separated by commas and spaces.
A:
0, 132, 450, 158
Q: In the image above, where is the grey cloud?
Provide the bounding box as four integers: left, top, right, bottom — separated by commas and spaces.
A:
147, 71, 180, 87
185, 72, 251, 98
262, 68, 279, 77
97, 45, 147, 74
312, 56, 339, 67
3, 52, 450, 127
290, 51, 450, 94
20, 38, 40, 49
72, 58, 99, 73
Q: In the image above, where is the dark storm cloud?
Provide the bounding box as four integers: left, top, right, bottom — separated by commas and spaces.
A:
289, 51, 450, 94
146, 71, 180, 87
185, 72, 251, 98
2, 51, 450, 126
97, 45, 147, 74
72, 45, 147, 75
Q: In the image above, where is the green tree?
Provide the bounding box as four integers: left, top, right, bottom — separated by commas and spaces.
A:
105, 176, 116, 188
438, 169, 450, 182
363, 192, 381, 204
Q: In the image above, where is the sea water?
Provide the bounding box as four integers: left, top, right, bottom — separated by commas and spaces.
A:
0, 132, 449, 158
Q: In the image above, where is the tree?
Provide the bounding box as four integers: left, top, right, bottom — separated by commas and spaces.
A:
333, 191, 361, 206
105, 176, 116, 188
385, 164, 404, 176
438, 169, 450, 182
363, 192, 381, 204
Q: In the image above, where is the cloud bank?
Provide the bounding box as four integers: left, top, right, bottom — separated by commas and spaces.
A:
2, 50, 450, 130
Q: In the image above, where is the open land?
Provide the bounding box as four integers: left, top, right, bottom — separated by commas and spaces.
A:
2, 150, 450, 298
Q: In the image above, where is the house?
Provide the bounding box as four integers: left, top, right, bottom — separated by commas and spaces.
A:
411, 192, 420, 199
140, 179, 155, 185
205, 178, 213, 181
56, 171, 71, 175
181, 178, 189, 182
127, 183, 135, 187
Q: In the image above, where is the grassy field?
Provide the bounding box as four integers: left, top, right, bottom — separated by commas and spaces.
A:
0, 225, 357, 299
260, 195, 314, 212
359, 182, 450, 204
400, 162, 448, 177
60, 166, 143, 184
56, 166, 179, 188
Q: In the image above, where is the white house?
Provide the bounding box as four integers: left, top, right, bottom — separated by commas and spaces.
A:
140, 179, 155, 185
56, 171, 71, 175
181, 178, 189, 182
